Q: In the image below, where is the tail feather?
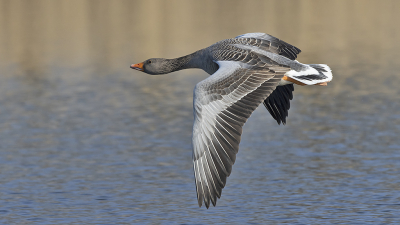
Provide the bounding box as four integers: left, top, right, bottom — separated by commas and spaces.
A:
285, 64, 332, 85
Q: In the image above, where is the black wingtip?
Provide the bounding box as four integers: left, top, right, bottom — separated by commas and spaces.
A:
264, 84, 294, 125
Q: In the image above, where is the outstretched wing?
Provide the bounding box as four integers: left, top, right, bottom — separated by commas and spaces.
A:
233, 33, 299, 124
192, 60, 290, 208
235, 33, 301, 60
263, 84, 294, 125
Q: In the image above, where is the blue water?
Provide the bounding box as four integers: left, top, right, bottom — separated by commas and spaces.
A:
1, 1, 400, 224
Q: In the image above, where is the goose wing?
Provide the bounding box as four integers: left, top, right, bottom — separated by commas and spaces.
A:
263, 84, 294, 125
234, 33, 299, 124
235, 33, 301, 60
192, 60, 290, 208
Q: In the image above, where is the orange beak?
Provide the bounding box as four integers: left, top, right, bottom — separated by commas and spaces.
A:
130, 62, 144, 71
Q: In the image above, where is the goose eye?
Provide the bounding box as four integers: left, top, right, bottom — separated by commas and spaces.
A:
148, 60, 152, 64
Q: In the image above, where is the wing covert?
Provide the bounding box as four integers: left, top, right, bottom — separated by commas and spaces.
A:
235, 33, 301, 60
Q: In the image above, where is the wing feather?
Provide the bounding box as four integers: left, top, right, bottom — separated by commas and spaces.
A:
192, 61, 290, 208
263, 84, 295, 125
235, 33, 301, 60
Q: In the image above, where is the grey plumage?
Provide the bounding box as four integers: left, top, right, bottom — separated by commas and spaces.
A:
130, 32, 332, 208
192, 62, 287, 208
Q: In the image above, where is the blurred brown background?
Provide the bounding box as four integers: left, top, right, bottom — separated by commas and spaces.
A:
1, 0, 399, 74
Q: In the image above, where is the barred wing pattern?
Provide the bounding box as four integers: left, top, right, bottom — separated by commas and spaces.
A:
235, 33, 301, 60
233, 33, 300, 125
192, 61, 290, 208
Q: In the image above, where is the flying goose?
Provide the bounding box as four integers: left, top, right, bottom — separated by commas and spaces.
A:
131, 33, 332, 208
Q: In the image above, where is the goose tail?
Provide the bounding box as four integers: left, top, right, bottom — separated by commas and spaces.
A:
283, 64, 332, 86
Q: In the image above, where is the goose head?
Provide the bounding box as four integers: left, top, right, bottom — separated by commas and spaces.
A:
130, 58, 170, 75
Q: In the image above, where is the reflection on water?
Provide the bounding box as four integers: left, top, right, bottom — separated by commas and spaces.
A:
0, 0, 400, 224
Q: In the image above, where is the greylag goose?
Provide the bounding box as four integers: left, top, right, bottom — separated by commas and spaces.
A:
131, 33, 332, 208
